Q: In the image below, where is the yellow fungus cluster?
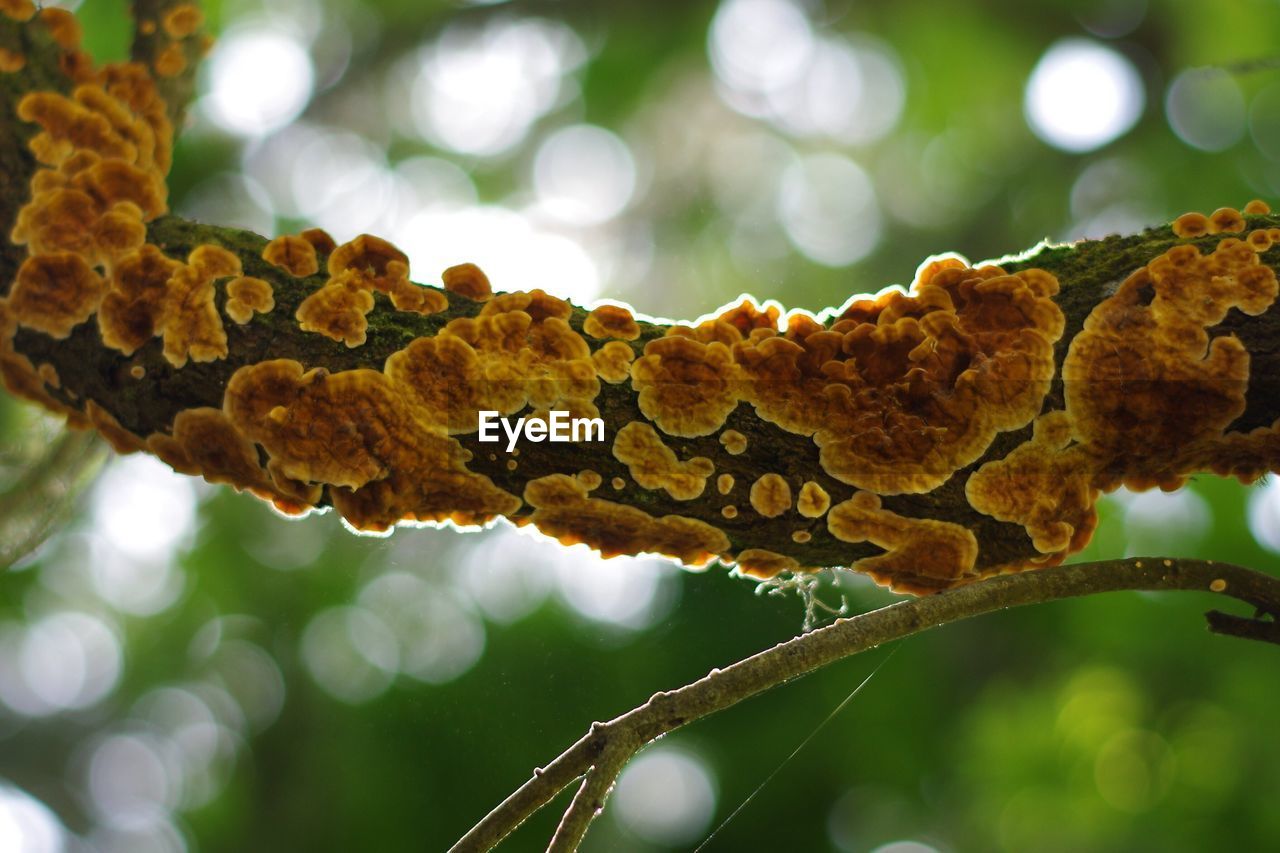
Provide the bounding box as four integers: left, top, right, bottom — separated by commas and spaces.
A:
968, 224, 1280, 566
3, 8, 1279, 598
612, 422, 714, 500
632, 262, 1064, 494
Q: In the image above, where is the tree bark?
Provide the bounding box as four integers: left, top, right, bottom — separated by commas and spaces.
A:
1, 8, 1279, 589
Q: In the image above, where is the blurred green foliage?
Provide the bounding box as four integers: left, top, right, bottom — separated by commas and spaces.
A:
1, 0, 1278, 850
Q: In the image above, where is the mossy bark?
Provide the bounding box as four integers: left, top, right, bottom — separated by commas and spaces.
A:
3, 13, 1280, 577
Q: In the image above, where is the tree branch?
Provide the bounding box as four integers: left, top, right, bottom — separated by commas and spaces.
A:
450, 557, 1280, 851
129, 0, 208, 129
2, 6, 1280, 595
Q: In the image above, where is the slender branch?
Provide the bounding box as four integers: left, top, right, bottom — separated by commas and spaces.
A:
130, 0, 207, 129
546, 742, 633, 853
450, 557, 1280, 852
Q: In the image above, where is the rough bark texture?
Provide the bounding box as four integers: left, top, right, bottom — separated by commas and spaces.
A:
2, 9, 1279, 586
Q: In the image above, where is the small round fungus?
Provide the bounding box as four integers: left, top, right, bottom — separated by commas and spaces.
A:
0, 48, 25, 72
225, 276, 275, 324
263, 234, 320, 277
37, 7, 81, 50
387, 277, 448, 315
592, 340, 635, 383
1243, 199, 1271, 215
327, 234, 409, 288
161, 3, 203, 38
721, 505, 738, 519
719, 429, 747, 455
577, 470, 603, 490
1209, 206, 1245, 234
296, 274, 376, 348
1209, 578, 1228, 593
1172, 211, 1210, 238
735, 549, 800, 579
796, 481, 830, 518
611, 477, 625, 490
155, 42, 186, 77
0, 0, 36, 22
716, 473, 734, 495
791, 530, 811, 543
584, 304, 640, 340
300, 227, 337, 254
749, 473, 791, 517
442, 262, 493, 302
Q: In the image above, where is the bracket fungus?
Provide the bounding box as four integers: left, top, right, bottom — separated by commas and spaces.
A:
2, 11, 1280, 597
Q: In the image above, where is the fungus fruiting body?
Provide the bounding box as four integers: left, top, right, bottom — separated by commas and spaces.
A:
967, 231, 1280, 566
2, 16, 1279, 597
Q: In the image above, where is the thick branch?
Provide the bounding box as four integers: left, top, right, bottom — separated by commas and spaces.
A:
1, 7, 1279, 589
451, 557, 1280, 851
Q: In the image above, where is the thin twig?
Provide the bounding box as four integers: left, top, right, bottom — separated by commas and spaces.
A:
449, 557, 1280, 852
546, 741, 634, 853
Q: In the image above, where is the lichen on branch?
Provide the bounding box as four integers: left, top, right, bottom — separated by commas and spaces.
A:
2, 5, 1280, 596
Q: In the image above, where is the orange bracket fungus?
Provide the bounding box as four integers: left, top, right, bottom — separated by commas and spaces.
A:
2, 8, 1280, 596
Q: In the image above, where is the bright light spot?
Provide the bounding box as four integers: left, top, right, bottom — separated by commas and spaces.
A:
393, 206, 601, 303
1024, 39, 1144, 152
359, 572, 485, 684
411, 19, 584, 157
86, 732, 179, 826
300, 606, 398, 703
240, 122, 327, 218
242, 514, 329, 572
92, 456, 196, 564
1166, 68, 1246, 152
1066, 158, 1161, 241
762, 36, 906, 144
289, 129, 394, 238
0, 784, 66, 853
534, 125, 637, 226
777, 153, 880, 266
551, 547, 675, 631
205, 27, 315, 137
392, 157, 478, 218
87, 456, 194, 615
1248, 479, 1280, 554
456, 529, 553, 624
133, 687, 238, 810
16, 612, 120, 713
1116, 487, 1210, 554
614, 746, 717, 846
709, 0, 813, 96
869, 844, 941, 853
86, 815, 186, 853
211, 641, 286, 732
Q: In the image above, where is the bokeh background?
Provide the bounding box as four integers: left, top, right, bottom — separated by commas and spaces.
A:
1, 0, 1279, 849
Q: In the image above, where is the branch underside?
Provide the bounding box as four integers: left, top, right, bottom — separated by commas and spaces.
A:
1, 8, 1279, 593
